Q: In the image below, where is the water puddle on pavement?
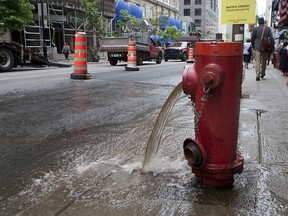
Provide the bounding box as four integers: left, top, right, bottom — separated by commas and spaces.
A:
4, 82, 288, 216
142, 82, 183, 172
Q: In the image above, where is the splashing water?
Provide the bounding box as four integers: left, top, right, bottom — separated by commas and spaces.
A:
142, 82, 183, 172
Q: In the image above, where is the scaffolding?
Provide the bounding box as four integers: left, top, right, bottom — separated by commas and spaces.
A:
23, 0, 115, 59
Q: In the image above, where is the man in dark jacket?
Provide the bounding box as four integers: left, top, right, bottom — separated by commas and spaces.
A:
251, 17, 275, 81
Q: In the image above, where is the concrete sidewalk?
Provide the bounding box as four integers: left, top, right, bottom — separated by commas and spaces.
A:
54, 52, 108, 64
18, 64, 288, 216
240, 63, 288, 164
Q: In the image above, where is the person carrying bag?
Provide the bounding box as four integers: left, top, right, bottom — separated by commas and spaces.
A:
259, 26, 274, 53
251, 17, 275, 81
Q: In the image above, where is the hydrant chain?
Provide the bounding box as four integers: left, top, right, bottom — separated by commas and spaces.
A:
193, 88, 209, 138
201, 94, 207, 102
202, 73, 215, 96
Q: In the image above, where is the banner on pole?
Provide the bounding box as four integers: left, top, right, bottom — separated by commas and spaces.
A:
221, 0, 256, 25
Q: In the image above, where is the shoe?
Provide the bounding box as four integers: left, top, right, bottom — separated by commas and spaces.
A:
261, 74, 265, 78
256, 77, 260, 81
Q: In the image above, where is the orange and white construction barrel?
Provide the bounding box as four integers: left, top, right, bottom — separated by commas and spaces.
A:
186, 47, 194, 63
71, 32, 91, 79
125, 40, 139, 71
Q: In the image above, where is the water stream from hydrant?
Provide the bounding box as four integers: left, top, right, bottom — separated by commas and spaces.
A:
141, 81, 183, 172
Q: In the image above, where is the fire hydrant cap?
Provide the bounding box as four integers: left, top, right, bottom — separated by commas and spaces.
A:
195, 42, 242, 57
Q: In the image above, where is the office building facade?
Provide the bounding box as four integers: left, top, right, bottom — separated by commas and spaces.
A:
179, 0, 218, 39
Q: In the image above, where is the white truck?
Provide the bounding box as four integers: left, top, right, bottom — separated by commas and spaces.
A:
100, 20, 163, 66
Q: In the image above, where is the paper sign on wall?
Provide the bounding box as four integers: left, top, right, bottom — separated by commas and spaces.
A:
221, 0, 256, 24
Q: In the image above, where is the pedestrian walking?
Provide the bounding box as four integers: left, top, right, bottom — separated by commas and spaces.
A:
62, 42, 70, 61
251, 17, 275, 81
279, 42, 288, 76
243, 39, 252, 69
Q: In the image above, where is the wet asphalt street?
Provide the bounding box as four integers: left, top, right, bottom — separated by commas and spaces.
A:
0, 59, 287, 215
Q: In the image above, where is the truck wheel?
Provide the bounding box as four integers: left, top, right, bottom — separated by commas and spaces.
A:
0, 48, 14, 72
156, 53, 162, 64
137, 54, 143, 65
165, 58, 168, 62
109, 59, 118, 66
181, 53, 187, 62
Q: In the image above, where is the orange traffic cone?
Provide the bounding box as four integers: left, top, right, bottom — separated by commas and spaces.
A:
186, 47, 195, 63
125, 40, 139, 71
71, 32, 91, 79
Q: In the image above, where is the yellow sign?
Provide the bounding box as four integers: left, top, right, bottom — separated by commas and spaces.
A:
221, 0, 256, 24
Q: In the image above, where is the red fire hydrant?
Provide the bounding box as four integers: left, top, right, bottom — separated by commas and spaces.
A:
182, 42, 244, 187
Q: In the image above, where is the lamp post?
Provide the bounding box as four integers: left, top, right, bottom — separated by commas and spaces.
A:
40, 0, 47, 60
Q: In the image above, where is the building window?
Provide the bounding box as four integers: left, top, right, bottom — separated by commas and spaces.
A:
195, 0, 202, 5
174, 0, 178, 8
195, 8, 201, 16
184, 0, 191, 5
214, 0, 217, 11
142, 4, 146, 17
184, 9, 190, 16
195, 19, 201, 27
150, 7, 154, 19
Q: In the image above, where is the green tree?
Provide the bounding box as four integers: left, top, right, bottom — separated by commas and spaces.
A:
148, 12, 168, 35
81, 0, 105, 35
81, 0, 108, 61
0, 0, 34, 32
114, 9, 140, 36
158, 26, 183, 44
202, 30, 211, 39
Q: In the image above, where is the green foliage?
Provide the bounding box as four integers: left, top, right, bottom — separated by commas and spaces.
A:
120, 9, 141, 24
81, 0, 106, 35
158, 26, 182, 41
114, 9, 140, 36
0, 0, 34, 31
199, 30, 211, 39
148, 12, 168, 35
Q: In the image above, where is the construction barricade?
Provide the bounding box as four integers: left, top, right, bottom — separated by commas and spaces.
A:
186, 47, 194, 63
71, 32, 91, 79
125, 40, 139, 71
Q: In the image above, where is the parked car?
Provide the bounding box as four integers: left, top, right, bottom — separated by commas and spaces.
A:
164, 41, 190, 62
164, 36, 200, 62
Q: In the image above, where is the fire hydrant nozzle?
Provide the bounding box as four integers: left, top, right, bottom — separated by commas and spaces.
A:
184, 142, 202, 167
200, 64, 223, 92
183, 138, 207, 168
182, 65, 198, 96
